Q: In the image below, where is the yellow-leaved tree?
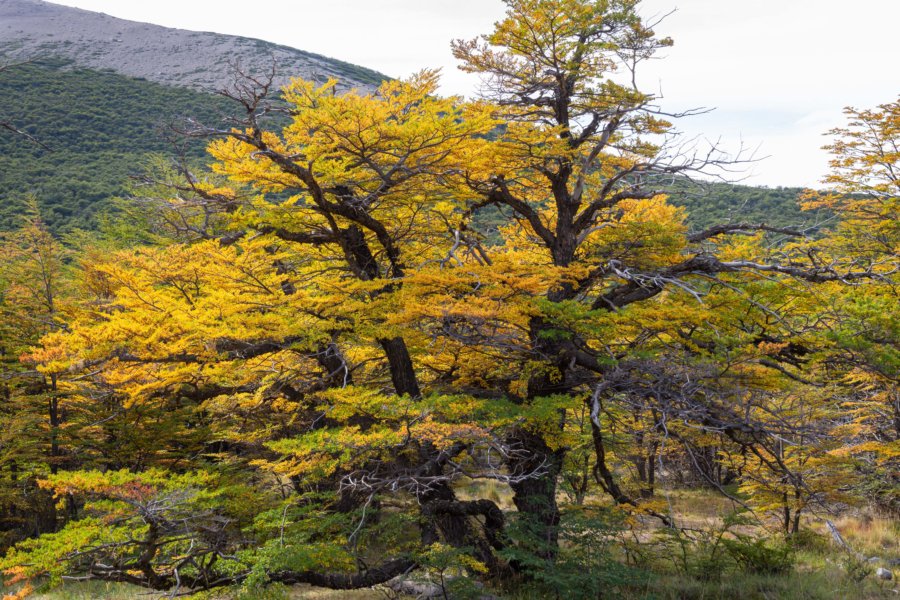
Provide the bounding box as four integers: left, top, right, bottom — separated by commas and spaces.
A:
801, 98, 899, 515
3, 2, 892, 596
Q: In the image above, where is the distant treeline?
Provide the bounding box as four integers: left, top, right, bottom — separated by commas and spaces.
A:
1, 58, 827, 236
665, 179, 829, 232
470, 181, 829, 245
0, 58, 233, 233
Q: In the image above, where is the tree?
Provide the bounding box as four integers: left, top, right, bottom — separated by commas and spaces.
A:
3, 1, 891, 595
445, 0, 875, 542
800, 98, 899, 516
0, 205, 70, 552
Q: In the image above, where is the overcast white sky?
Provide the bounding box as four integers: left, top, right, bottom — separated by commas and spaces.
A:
48, 0, 900, 188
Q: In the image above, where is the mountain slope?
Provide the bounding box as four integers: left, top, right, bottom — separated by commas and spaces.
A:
0, 0, 823, 236
0, 0, 390, 233
0, 58, 825, 235
0, 0, 386, 91
0, 58, 236, 232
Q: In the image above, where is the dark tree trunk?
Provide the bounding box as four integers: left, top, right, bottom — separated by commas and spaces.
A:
419, 475, 471, 548
507, 430, 564, 558
378, 336, 421, 398
315, 341, 352, 390
48, 374, 59, 475
563, 453, 590, 505
414, 446, 502, 572
634, 440, 658, 499
502, 314, 575, 560
341, 225, 381, 280
591, 417, 636, 507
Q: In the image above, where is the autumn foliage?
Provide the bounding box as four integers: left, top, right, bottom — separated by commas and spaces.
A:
0, 1, 896, 597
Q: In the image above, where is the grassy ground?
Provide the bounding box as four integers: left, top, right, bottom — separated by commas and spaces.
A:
6, 488, 897, 599
14, 581, 389, 599
631, 570, 896, 600
634, 492, 898, 599
624, 488, 899, 599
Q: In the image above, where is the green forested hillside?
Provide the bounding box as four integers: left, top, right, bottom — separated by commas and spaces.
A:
470, 181, 827, 244
0, 57, 233, 233
665, 180, 828, 233
0, 58, 825, 235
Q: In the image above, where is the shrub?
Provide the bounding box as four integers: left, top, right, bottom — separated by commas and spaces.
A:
723, 535, 795, 575
840, 554, 874, 583
499, 507, 640, 599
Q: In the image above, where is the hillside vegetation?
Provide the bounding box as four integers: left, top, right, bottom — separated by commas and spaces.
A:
0, 57, 234, 232
665, 179, 828, 232
0, 58, 823, 235
470, 181, 827, 245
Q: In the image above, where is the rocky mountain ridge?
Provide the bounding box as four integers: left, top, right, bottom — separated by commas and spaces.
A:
0, 0, 386, 91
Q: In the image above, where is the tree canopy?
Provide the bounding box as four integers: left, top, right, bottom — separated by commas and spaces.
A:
0, 2, 896, 598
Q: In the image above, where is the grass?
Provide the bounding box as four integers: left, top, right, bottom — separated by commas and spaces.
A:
12, 581, 147, 600
626, 495, 900, 600
9, 581, 392, 599
18, 568, 893, 600
286, 585, 391, 599
453, 477, 515, 510
631, 570, 896, 600
830, 514, 900, 561
6, 489, 897, 599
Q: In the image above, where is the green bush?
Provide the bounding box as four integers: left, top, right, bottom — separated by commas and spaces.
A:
499, 506, 640, 599
787, 527, 831, 553
723, 534, 795, 575
840, 554, 874, 583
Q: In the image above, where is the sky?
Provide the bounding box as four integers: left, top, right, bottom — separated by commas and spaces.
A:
47, 0, 900, 188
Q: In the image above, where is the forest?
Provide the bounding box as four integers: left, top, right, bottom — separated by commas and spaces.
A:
0, 57, 234, 233
0, 0, 897, 598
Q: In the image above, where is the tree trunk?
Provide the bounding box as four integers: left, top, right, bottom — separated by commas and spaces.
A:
378, 337, 421, 398
506, 430, 563, 558
503, 315, 573, 559
48, 374, 59, 475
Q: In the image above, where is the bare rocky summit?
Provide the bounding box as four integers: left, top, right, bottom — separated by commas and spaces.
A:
0, 0, 386, 91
